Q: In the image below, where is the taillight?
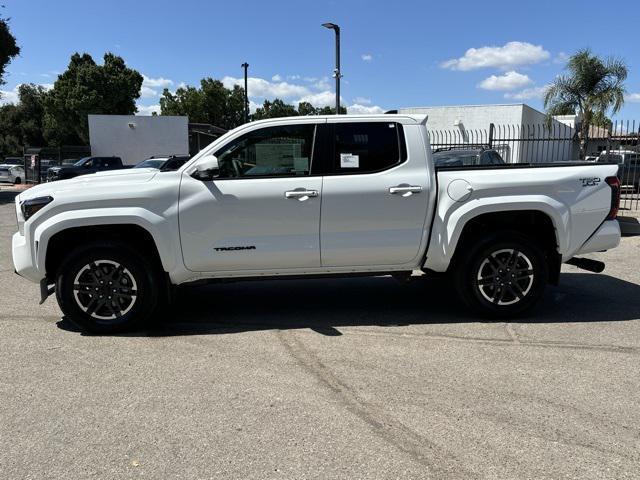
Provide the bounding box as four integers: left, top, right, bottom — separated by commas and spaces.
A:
605, 176, 620, 220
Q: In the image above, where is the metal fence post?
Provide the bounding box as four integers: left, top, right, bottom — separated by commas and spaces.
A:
488, 123, 494, 149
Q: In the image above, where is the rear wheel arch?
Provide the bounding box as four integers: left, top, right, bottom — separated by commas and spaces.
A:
450, 210, 561, 283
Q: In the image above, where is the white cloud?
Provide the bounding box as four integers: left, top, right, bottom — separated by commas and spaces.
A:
140, 85, 158, 98
352, 96, 372, 105
626, 93, 640, 103
0, 86, 19, 105
0, 83, 53, 105
136, 104, 161, 115
271, 74, 282, 81
347, 104, 384, 115
478, 71, 532, 91
441, 41, 550, 71
313, 76, 331, 91
504, 85, 549, 100
142, 74, 173, 88
297, 91, 338, 108
361, 53, 373, 62
222, 75, 310, 99
287, 75, 301, 80
554, 51, 570, 64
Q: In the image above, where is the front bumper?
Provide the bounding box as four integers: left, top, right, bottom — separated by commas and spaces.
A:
575, 220, 621, 255
12, 231, 42, 283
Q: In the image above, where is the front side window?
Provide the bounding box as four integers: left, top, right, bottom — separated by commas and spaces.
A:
215, 124, 316, 178
332, 122, 405, 174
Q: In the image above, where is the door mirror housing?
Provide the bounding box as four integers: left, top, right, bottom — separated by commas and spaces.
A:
192, 155, 220, 181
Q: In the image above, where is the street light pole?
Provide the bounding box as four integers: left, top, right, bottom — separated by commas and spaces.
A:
241, 62, 249, 123
322, 23, 341, 114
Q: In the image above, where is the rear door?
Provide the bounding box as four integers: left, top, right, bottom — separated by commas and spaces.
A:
179, 120, 325, 272
320, 120, 430, 267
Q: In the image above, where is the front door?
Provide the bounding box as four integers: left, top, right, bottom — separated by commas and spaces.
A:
320, 121, 430, 267
179, 122, 323, 272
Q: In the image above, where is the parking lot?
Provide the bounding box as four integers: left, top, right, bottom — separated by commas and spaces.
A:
1, 188, 639, 479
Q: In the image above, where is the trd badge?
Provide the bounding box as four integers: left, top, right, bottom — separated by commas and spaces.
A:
580, 177, 601, 187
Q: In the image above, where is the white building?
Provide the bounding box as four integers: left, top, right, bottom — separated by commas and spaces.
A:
399, 104, 578, 163
88, 115, 189, 165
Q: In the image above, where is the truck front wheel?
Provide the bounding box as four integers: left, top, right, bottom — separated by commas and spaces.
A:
55, 243, 160, 333
453, 233, 548, 318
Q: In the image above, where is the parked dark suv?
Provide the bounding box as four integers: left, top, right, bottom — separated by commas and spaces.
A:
432, 147, 505, 167
597, 150, 640, 192
47, 156, 128, 182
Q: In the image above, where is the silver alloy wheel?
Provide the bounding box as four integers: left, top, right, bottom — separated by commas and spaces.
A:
72, 259, 138, 320
476, 248, 534, 306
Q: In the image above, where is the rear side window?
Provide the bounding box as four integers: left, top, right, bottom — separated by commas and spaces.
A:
332, 122, 406, 174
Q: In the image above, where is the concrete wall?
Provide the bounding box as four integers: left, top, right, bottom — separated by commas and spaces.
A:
88, 115, 189, 165
399, 104, 577, 163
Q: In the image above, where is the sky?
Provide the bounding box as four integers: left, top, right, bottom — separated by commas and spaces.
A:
1, 0, 640, 120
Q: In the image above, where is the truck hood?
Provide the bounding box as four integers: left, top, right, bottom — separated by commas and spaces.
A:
19, 168, 159, 201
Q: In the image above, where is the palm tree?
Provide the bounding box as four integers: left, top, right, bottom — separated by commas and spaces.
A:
544, 49, 628, 158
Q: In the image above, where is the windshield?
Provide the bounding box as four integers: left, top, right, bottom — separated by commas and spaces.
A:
2, 158, 22, 166
134, 159, 166, 169
73, 157, 91, 167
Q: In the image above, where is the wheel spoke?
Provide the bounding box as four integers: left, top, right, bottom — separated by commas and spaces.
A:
487, 254, 502, 270
478, 275, 496, 286
508, 284, 524, 300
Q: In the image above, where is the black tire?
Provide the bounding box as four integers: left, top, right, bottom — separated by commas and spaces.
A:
55, 242, 160, 334
452, 232, 548, 318
14, 177, 21, 185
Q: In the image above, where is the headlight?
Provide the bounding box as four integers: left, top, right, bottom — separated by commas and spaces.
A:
20, 196, 54, 221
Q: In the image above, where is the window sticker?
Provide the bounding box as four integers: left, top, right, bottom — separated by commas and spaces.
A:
340, 153, 359, 168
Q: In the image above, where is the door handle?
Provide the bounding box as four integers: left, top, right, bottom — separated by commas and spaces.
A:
389, 185, 423, 197
285, 189, 319, 201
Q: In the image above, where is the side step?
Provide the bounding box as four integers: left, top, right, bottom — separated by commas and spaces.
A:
565, 257, 605, 273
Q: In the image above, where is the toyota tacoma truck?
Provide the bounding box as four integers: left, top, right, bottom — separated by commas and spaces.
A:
12, 114, 621, 333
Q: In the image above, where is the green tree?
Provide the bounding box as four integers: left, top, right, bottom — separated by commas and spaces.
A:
297, 101, 318, 116
252, 98, 299, 120
0, 84, 47, 156
160, 78, 245, 130
0, 13, 20, 91
317, 105, 347, 115
544, 49, 628, 158
0, 103, 21, 156
43, 53, 143, 145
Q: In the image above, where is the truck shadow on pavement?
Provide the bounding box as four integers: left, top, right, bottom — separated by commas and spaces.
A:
0, 191, 19, 205
58, 272, 640, 336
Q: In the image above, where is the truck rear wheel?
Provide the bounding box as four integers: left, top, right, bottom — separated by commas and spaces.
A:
55, 242, 160, 334
453, 232, 548, 318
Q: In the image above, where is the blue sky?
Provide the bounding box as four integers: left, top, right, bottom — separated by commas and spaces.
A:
2, 0, 640, 118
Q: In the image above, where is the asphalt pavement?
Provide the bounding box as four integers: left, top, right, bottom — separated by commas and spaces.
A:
1, 188, 639, 479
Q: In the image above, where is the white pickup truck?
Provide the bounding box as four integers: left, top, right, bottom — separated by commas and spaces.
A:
12, 114, 621, 333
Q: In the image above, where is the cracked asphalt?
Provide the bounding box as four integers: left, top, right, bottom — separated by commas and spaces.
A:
1, 189, 639, 479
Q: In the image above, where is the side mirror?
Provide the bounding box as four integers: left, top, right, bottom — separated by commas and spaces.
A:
192, 155, 220, 181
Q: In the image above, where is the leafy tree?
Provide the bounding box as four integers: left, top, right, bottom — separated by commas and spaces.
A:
43, 53, 143, 145
0, 84, 47, 156
544, 49, 627, 158
0, 103, 21, 156
252, 98, 299, 120
0, 13, 20, 91
297, 101, 318, 116
160, 78, 245, 130
317, 105, 347, 115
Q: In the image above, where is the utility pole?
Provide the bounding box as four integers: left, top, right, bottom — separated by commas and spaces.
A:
322, 23, 341, 114
241, 62, 249, 122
